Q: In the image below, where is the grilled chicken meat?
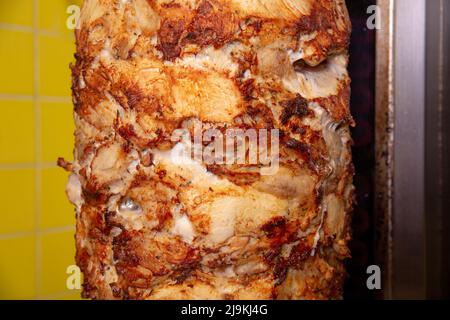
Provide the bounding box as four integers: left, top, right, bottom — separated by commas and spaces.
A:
63, 0, 354, 300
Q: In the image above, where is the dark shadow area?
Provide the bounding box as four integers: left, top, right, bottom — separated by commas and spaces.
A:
344, 0, 376, 300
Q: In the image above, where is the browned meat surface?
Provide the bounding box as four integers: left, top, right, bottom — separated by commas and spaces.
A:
62, 0, 354, 300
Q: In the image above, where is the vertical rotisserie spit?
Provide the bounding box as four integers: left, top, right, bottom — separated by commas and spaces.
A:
61, 0, 354, 299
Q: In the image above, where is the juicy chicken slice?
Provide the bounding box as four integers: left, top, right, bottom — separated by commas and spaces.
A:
63, 0, 354, 300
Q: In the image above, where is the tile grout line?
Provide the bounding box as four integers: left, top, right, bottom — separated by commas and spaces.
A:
0, 94, 72, 102
0, 94, 34, 101
0, 162, 60, 170
0, 23, 75, 39
0, 23, 34, 33
35, 289, 81, 300
0, 225, 76, 241
33, 0, 42, 300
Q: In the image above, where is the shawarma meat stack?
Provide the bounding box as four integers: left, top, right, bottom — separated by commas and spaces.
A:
62, 0, 354, 300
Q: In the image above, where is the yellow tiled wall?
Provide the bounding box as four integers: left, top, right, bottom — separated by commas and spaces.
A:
0, 0, 82, 300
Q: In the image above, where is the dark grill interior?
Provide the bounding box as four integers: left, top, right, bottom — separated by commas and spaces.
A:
345, 0, 376, 300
